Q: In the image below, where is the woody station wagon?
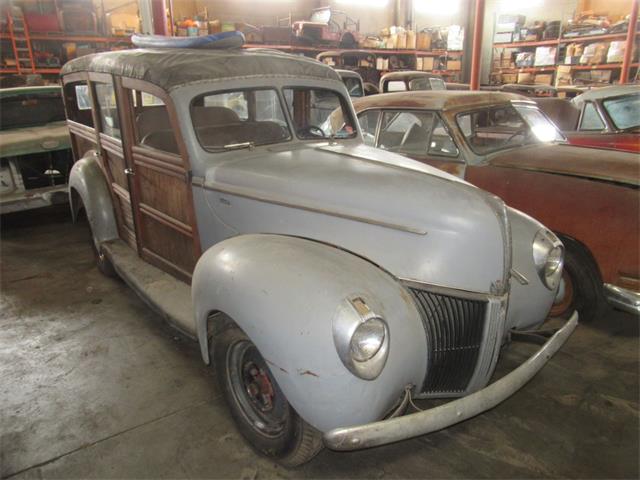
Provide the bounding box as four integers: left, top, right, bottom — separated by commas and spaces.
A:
61, 47, 576, 466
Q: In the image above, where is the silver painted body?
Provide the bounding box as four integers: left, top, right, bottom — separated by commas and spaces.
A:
69, 67, 573, 447
603, 284, 640, 315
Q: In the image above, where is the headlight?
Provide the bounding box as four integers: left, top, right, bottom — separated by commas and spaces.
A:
533, 229, 564, 290
350, 318, 386, 362
333, 297, 390, 380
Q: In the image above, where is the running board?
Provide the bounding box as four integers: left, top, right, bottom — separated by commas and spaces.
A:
102, 240, 196, 339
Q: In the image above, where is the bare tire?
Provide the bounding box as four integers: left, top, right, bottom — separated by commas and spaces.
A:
551, 237, 603, 323
214, 326, 323, 467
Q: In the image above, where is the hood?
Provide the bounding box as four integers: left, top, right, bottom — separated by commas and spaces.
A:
489, 143, 639, 187
201, 143, 510, 294
0, 122, 71, 158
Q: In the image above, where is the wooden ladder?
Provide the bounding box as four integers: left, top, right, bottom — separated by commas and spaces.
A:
7, 7, 35, 74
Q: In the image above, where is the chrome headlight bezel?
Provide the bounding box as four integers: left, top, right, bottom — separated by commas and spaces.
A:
333, 297, 390, 380
533, 229, 564, 290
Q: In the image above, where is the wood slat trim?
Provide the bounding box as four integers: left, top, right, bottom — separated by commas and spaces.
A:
141, 247, 192, 284
112, 182, 130, 201
139, 202, 193, 237
132, 145, 184, 168
68, 120, 97, 142
133, 158, 186, 180
99, 133, 124, 156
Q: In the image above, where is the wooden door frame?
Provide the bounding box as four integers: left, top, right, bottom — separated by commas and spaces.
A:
119, 76, 202, 281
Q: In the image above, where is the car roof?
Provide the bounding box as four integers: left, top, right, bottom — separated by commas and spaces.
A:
572, 85, 640, 106
61, 47, 341, 92
352, 90, 531, 112
380, 71, 444, 82
335, 69, 362, 79
0, 85, 61, 98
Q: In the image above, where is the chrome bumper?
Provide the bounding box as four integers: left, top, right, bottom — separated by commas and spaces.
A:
323, 311, 578, 451
604, 284, 640, 315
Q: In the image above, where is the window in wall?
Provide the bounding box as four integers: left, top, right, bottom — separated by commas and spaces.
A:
94, 82, 120, 139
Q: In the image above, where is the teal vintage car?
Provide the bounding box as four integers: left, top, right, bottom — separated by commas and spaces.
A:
0, 86, 73, 213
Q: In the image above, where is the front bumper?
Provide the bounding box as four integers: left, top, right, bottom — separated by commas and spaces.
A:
323, 311, 578, 451
604, 284, 640, 315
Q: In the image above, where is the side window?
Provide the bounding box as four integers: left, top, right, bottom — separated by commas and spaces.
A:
579, 102, 605, 131
94, 81, 120, 139
379, 111, 434, 155
63, 81, 94, 127
358, 110, 379, 146
428, 117, 459, 157
130, 90, 179, 155
386, 81, 407, 92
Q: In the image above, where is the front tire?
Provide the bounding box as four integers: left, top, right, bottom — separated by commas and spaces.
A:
550, 239, 603, 322
214, 326, 323, 467
75, 202, 117, 278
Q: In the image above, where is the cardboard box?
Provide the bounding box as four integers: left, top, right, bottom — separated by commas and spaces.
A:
517, 72, 535, 84
534, 46, 557, 66
396, 32, 407, 49
406, 30, 416, 49
607, 40, 625, 63
421, 57, 435, 70
501, 73, 518, 83
555, 65, 572, 86
447, 59, 462, 70
376, 57, 389, 70
534, 74, 553, 85
417, 32, 431, 50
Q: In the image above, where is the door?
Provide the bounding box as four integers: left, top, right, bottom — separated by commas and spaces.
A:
119, 79, 200, 282
91, 73, 138, 249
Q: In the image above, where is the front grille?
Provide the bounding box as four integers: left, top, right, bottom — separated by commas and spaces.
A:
409, 288, 486, 395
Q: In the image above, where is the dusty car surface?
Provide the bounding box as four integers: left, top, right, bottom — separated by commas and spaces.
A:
379, 71, 446, 93
536, 85, 640, 153
352, 90, 639, 322
61, 48, 576, 466
0, 86, 73, 213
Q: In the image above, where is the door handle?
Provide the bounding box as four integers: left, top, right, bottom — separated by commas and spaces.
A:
124, 168, 135, 176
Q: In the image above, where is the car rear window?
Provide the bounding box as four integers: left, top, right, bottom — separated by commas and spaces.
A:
0, 91, 66, 130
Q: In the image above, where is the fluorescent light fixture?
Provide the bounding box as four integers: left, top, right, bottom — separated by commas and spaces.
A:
415, 0, 461, 16
335, 0, 389, 6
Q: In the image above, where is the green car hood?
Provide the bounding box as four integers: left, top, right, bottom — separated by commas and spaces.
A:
0, 121, 71, 158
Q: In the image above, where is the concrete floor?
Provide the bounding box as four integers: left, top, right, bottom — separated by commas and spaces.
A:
1, 205, 638, 479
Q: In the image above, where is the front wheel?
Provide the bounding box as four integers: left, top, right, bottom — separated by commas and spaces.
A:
76, 202, 117, 278
549, 240, 603, 322
214, 326, 323, 467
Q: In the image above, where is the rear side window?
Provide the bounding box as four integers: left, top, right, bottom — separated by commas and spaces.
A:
191, 89, 291, 152
579, 102, 605, 131
94, 82, 120, 139
358, 110, 379, 146
63, 81, 94, 127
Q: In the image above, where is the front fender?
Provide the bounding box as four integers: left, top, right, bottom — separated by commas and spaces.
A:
68, 152, 118, 245
192, 234, 427, 432
507, 207, 558, 331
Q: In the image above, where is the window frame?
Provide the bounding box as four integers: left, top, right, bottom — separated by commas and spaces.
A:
371, 108, 462, 160
282, 85, 358, 141
91, 76, 123, 140
578, 101, 607, 132
190, 87, 293, 153
601, 93, 640, 131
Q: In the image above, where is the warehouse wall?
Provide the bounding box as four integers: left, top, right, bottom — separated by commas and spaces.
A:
324, 1, 394, 36
192, 0, 317, 25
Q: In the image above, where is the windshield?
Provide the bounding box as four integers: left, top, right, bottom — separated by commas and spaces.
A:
409, 77, 446, 91
456, 103, 564, 155
342, 76, 364, 97
0, 90, 66, 130
602, 94, 640, 131
191, 88, 291, 152
283, 87, 357, 140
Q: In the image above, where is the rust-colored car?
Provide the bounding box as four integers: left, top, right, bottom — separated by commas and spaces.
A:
536, 85, 640, 153
291, 7, 359, 48
352, 91, 640, 321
